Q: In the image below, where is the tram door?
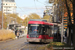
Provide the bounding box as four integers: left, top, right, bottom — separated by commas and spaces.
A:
53, 25, 61, 42
42, 25, 47, 42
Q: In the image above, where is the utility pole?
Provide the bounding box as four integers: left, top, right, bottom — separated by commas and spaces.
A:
61, 17, 64, 43
60, 0, 64, 43
61, 6, 64, 43
26, 15, 28, 33
45, 6, 53, 22
1, 0, 3, 29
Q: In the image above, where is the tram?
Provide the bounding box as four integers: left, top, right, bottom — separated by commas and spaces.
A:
27, 19, 61, 43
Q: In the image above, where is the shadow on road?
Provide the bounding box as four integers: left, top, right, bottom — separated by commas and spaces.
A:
24, 42, 49, 45
20, 42, 48, 50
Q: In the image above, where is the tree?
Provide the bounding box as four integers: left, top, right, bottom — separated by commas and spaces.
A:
23, 13, 41, 27
68, 0, 75, 49
29, 13, 41, 19
0, 11, 2, 26
49, 0, 75, 49
43, 14, 52, 22
6, 14, 22, 24
0, 11, 7, 29
3, 14, 7, 29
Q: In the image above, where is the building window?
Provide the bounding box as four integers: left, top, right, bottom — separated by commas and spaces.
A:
4, 9, 6, 11
3, 0, 15, 2
3, 4, 5, 5
6, 4, 7, 5
4, 7, 6, 8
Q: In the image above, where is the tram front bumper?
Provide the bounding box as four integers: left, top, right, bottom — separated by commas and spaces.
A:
27, 38, 41, 42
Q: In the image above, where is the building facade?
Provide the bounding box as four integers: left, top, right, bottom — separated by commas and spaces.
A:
44, 6, 53, 16
1, 0, 16, 14
0, 0, 1, 11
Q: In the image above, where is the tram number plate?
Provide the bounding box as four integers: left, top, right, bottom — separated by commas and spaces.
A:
30, 35, 37, 37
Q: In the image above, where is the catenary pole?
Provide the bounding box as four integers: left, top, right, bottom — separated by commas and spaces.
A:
1, 0, 3, 29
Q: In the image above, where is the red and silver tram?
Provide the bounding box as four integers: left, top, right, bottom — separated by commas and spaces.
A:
27, 19, 60, 43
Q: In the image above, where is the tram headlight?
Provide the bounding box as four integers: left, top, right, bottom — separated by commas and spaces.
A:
29, 35, 30, 37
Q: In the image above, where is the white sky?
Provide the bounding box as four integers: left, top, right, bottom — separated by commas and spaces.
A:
15, 0, 52, 18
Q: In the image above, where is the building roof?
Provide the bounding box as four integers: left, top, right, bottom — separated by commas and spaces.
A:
3, 0, 15, 2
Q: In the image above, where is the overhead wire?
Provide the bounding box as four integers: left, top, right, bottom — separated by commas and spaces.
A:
16, 3, 26, 13
34, 0, 41, 14
34, 0, 38, 10
36, 0, 52, 8
16, 0, 47, 14
36, 0, 47, 5
33, 0, 46, 14
35, 0, 48, 11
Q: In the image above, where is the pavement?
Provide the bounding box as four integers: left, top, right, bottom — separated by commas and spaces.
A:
0, 33, 27, 43
0, 36, 27, 50
15, 33, 27, 40
19, 34, 27, 38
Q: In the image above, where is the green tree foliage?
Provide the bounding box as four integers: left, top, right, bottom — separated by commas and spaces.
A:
49, 0, 64, 23
49, 0, 75, 48
29, 13, 41, 19
63, 0, 75, 49
23, 17, 27, 27
0, 11, 7, 29
7, 14, 22, 24
0, 11, 2, 25
23, 13, 41, 27
43, 14, 52, 22
3, 15, 7, 29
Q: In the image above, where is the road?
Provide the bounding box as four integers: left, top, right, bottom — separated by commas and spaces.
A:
0, 36, 48, 50
21, 42, 48, 50
0, 36, 27, 50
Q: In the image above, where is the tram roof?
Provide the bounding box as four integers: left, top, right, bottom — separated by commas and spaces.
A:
30, 19, 47, 22
28, 21, 53, 26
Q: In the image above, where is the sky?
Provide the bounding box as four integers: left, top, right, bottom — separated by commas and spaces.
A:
15, 0, 52, 18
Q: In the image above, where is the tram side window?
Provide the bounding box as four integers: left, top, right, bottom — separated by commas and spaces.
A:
42, 25, 47, 35
45, 26, 48, 36
48, 26, 51, 37
50, 26, 53, 37
45, 26, 48, 35
47, 28, 49, 35
42, 27, 45, 35
47, 27, 50, 36
46, 25, 49, 35
28, 25, 31, 34
48, 26, 53, 37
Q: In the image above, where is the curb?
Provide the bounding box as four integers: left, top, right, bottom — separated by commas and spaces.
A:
0, 39, 14, 43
